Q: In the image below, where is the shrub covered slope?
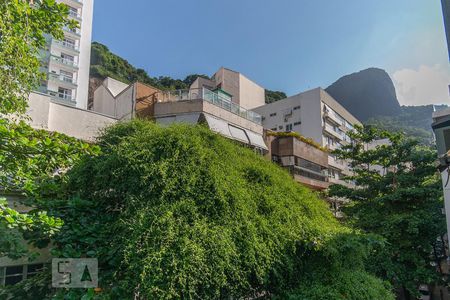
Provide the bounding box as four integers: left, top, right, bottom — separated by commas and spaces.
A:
46, 120, 393, 299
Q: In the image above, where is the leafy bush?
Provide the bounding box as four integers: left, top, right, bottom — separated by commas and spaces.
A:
42, 120, 392, 299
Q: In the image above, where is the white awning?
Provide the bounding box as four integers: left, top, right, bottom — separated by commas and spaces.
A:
203, 114, 233, 139
246, 130, 268, 150
228, 125, 250, 144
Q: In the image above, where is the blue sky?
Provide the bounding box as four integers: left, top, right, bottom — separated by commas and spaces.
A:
92, 0, 450, 106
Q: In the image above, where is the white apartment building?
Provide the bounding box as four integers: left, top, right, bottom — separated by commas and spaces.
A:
37, 0, 94, 109
253, 88, 362, 186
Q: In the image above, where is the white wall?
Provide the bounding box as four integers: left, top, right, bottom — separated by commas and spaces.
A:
27, 92, 117, 141
104, 77, 129, 97
238, 73, 265, 110
75, 0, 94, 109
93, 84, 116, 117
253, 88, 322, 144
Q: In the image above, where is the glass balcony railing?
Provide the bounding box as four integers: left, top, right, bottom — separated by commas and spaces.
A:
53, 39, 79, 52
157, 88, 263, 125
50, 55, 78, 68
48, 73, 77, 86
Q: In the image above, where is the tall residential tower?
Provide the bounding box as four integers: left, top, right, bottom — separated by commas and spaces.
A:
38, 0, 94, 109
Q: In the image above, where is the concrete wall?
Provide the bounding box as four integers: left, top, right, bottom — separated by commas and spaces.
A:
27, 92, 117, 141
238, 73, 265, 110
212, 68, 265, 110
114, 85, 134, 120
93, 84, 116, 117
103, 77, 129, 97
76, 0, 94, 109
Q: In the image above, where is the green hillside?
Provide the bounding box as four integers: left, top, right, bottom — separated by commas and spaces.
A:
89, 42, 284, 103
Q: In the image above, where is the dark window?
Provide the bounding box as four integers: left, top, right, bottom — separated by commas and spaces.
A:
293, 106, 300, 110
294, 121, 301, 126
270, 112, 277, 117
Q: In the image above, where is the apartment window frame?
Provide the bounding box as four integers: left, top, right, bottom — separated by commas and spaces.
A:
293, 121, 301, 126
285, 124, 293, 131
269, 112, 277, 117
60, 70, 74, 83
293, 105, 301, 110
63, 38, 76, 49
58, 87, 72, 100
0, 264, 44, 286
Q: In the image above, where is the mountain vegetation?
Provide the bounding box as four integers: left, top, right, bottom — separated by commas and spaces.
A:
265, 89, 287, 103
90, 42, 286, 104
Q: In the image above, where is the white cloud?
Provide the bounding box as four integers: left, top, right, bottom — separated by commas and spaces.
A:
391, 65, 450, 106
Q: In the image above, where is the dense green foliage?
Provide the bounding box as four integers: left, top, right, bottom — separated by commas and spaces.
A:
26, 120, 392, 299
265, 89, 287, 104
0, 118, 100, 261
0, 0, 75, 115
329, 126, 446, 296
90, 42, 210, 90
366, 104, 447, 144
0, 0, 88, 264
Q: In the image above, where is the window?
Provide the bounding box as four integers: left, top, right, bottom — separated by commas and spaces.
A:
286, 124, 293, 131
269, 112, 277, 117
61, 53, 75, 64
294, 121, 301, 126
63, 38, 76, 49
26, 264, 44, 279
68, 6, 78, 18
271, 127, 277, 131
278, 125, 283, 130
60, 70, 73, 83
293, 105, 300, 110
58, 87, 72, 100
0, 264, 44, 286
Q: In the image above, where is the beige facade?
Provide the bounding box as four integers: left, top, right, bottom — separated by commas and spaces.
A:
266, 134, 329, 190
191, 67, 266, 110
92, 77, 268, 151
253, 87, 362, 186
27, 92, 117, 141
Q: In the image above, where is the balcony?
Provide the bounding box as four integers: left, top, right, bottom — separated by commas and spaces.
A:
68, 10, 82, 21
323, 109, 343, 126
49, 55, 78, 69
46, 90, 76, 105
52, 39, 80, 53
64, 0, 83, 8
323, 123, 342, 140
157, 88, 263, 125
48, 73, 77, 88
63, 27, 81, 38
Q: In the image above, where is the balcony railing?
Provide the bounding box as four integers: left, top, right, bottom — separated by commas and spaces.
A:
48, 73, 77, 86
69, 11, 82, 20
157, 88, 263, 125
53, 39, 79, 52
63, 27, 81, 37
50, 55, 78, 68
47, 90, 76, 104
